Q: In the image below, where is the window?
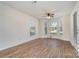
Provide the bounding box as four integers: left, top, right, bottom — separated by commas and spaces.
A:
49, 17, 63, 36
44, 17, 63, 36
30, 27, 36, 36
45, 22, 48, 34
50, 22, 58, 35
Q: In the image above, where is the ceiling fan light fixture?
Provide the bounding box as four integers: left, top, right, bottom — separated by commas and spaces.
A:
32, 1, 37, 4
47, 16, 51, 19
46, 13, 54, 19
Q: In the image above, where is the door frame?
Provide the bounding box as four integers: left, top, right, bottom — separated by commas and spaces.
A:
73, 11, 77, 49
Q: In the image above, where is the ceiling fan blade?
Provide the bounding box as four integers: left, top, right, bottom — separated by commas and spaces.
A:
51, 14, 54, 15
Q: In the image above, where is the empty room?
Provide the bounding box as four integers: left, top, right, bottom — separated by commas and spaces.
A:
0, 1, 79, 58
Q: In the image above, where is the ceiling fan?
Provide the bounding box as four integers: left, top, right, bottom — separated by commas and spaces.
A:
32, 1, 37, 4
42, 9, 55, 19
46, 13, 54, 17
46, 12, 54, 19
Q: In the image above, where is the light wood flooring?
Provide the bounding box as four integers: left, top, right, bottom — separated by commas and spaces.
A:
0, 38, 78, 58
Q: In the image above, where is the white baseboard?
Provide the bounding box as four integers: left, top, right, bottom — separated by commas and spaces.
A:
0, 38, 39, 51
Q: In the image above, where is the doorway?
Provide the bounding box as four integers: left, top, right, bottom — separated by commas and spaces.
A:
73, 11, 77, 49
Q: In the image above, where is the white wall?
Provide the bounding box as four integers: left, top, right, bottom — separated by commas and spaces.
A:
0, 3, 39, 50
62, 14, 71, 41
77, 2, 79, 53
38, 19, 50, 38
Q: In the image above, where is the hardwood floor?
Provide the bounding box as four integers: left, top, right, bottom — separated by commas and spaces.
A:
0, 38, 78, 58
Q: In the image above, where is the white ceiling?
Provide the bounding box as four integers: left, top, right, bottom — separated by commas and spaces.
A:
2, 1, 76, 19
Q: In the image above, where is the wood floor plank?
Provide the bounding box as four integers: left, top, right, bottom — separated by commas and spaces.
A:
0, 38, 78, 58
